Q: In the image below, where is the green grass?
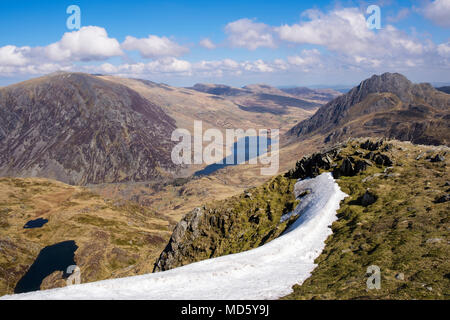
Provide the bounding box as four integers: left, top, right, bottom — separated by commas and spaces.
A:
283, 140, 449, 299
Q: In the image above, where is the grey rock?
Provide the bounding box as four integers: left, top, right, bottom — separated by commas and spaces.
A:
430, 154, 445, 162
361, 190, 377, 206
360, 139, 384, 151
395, 273, 405, 280
434, 194, 450, 203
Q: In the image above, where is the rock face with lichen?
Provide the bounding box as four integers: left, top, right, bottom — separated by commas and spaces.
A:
0, 72, 177, 185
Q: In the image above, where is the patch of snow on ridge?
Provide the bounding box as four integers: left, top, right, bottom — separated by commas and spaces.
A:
2, 172, 347, 300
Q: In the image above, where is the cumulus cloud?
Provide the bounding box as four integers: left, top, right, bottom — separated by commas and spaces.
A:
420, 0, 450, 27
122, 35, 188, 58
287, 49, 322, 68
45, 26, 123, 61
199, 38, 216, 49
0, 27, 191, 77
0, 45, 30, 66
275, 7, 429, 68
225, 18, 276, 50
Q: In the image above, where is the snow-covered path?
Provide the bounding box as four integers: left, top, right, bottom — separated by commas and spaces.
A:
1, 172, 347, 300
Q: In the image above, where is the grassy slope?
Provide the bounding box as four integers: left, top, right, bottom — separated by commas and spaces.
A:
284, 140, 449, 299
0, 178, 172, 295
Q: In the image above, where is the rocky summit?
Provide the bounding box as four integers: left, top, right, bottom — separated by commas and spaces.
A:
0, 72, 177, 185
288, 73, 450, 146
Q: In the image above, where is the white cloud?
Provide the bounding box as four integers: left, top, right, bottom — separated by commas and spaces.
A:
225, 18, 276, 50
0, 45, 30, 66
277, 9, 373, 55
89, 58, 192, 76
437, 42, 450, 57
45, 26, 123, 62
420, 0, 450, 27
122, 35, 188, 58
287, 49, 322, 68
199, 38, 216, 49
275, 7, 429, 68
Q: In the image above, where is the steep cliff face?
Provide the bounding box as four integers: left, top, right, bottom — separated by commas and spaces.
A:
288, 73, 450, 146
0, 72, 177, 185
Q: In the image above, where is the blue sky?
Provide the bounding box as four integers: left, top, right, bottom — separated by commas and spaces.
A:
0, 0, 449, 87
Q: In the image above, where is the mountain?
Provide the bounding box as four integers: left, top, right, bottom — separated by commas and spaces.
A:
436, 86, 450, 94
190, 83, 251, 96
0, 72, 177, 185
280, 86, 341, 102
189, 83, 322, 115
100, 76, 317, 135
288, 73, 450, 146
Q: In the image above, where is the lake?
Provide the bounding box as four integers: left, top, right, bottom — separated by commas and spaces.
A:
14, 240, 78, 293
194, 136, 273, 176
23, 218, 48, 229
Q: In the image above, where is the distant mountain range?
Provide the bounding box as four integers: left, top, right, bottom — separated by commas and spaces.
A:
436, 86, 450, 94
288, 73, 450, 146
188, 83, 340, 115
0, 72, 177, 185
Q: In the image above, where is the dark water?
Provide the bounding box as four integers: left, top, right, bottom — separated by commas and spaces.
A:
194, 136, 273, 176
14, 240, 78, 294
23, 218, 48, 229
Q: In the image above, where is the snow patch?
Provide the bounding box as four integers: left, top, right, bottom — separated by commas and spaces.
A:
2, 172, 347, 300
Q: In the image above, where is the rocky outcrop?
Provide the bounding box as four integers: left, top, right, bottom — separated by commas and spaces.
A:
286, 149, 337, 180
287, 139, 392, 180
0, 72, 177, 185
153, 176, 301, 272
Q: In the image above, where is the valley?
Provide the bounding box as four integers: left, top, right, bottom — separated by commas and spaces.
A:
0, 71, 449, 300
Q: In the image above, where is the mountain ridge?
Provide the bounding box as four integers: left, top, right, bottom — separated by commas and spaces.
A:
288, 72, 450, 146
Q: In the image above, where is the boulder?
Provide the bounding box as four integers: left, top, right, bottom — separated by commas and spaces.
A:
434, 194, 450, 203
430, 154, 445, 163
360, 190, 377, 206
395, 273, 405, 280
355, 159, 372, 174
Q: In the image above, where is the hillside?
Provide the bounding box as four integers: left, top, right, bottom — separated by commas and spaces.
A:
284, 140, 449, 299
288, 73, 450, 146
100, 76, 318, 139
2, 172, 346, 300
153, 139, 449, 299
0, 72, 177, 185
0, 177, 174, 296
